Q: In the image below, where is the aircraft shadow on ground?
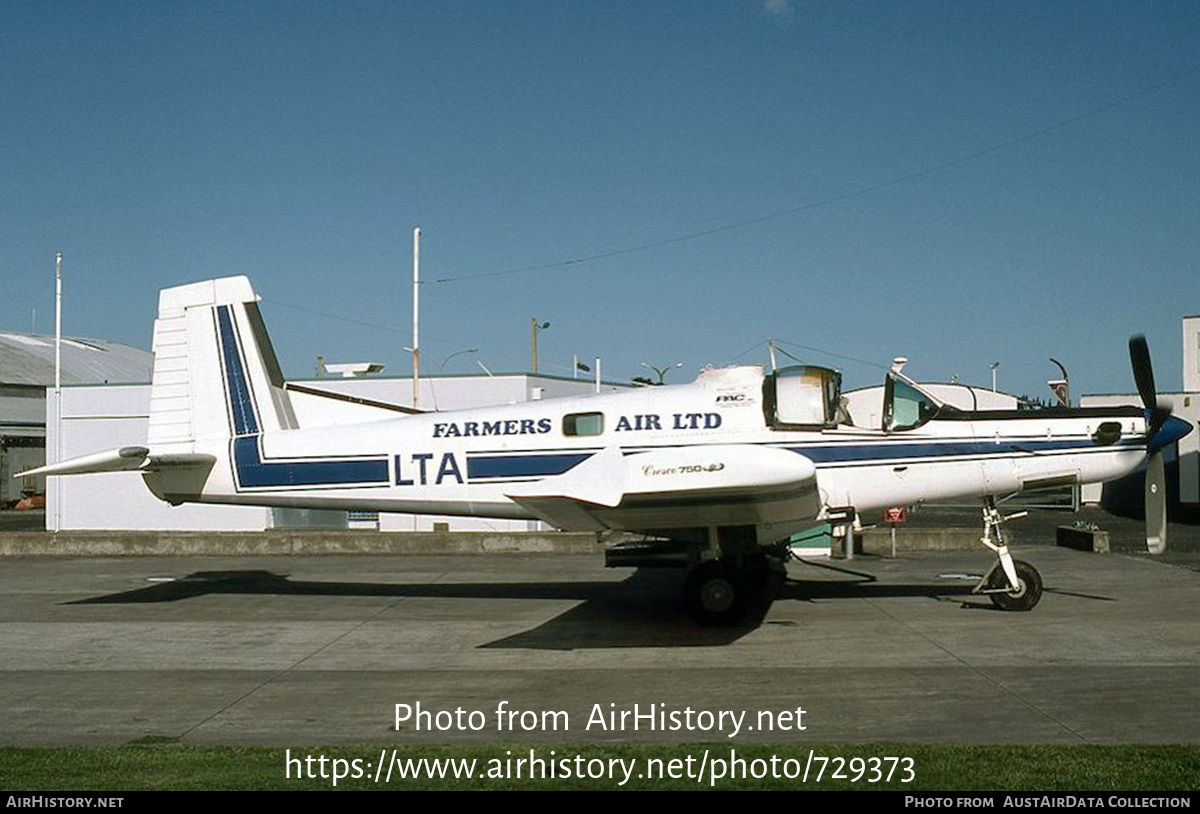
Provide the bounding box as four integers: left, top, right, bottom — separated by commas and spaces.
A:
778, 560, 982, 607
64, 568, 755, 647
56, 563, 1111, 648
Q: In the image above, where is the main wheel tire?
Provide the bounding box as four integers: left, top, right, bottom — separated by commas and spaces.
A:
988, 559, 1043, 611
684, 560, 750, 626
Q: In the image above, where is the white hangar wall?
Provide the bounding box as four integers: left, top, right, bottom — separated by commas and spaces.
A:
46, 384, 267, 531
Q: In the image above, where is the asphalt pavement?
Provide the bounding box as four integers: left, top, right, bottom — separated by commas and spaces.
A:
1, 517, 1196, 747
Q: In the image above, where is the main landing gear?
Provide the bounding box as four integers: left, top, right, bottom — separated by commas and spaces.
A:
683, 554, 777, 627
604, 527, 783, 626
972, 498, 1043, 611
679, 526, 785, 626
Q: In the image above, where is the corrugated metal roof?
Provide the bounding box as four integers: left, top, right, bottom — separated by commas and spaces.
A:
0, 332, 152, 386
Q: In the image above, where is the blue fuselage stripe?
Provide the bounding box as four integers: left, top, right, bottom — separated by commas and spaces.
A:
788, 437, 1137, 464
233, 436, 389, 488
468, 452, 593, 481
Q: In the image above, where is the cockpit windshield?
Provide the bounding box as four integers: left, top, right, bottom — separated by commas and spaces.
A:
884, 375, 940, 432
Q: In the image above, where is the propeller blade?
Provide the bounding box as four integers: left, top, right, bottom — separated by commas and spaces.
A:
1129, 335, 1156, 412
1129, 335, 1168, 437
1145, 451, 1167, 554
1130, 335, 1182, 552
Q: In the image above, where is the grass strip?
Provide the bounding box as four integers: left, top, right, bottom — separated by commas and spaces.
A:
2, 743, 1198, 791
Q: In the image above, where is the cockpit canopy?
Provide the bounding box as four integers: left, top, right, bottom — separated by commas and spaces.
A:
765, 365, 843, 428
766, 363, 945, 432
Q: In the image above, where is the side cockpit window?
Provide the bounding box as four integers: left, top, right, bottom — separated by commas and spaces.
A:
767, 366, 842, 429
884, 375, 939, 432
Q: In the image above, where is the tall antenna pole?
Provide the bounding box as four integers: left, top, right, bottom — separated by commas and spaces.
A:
412, 227, 420, 409
55, 253, 62, 391
53, 252, 63, 533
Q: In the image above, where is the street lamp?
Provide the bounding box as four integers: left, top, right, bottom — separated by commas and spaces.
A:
441, 348, 479, 373
1048, 357, 1071, 407
990, 361, 1001, 393
531, 319, 550, 374
640, 361, 683, 385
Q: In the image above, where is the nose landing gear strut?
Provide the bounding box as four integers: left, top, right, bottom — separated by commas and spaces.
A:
972, 498, 1043, 611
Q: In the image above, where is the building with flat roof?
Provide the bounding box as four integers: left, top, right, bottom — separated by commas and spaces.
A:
0, 332, 151, 505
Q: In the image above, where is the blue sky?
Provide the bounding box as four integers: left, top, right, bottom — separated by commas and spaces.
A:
2, 1, 1197, 401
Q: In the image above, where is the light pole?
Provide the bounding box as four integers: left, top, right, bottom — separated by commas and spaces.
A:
640, 361, 683, 385
1048, 357, 1071, 407
531, 319, 550, 374
990, 361, 1001, 393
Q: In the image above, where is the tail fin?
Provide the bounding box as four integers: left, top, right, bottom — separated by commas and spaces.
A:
148, 276, 297, 453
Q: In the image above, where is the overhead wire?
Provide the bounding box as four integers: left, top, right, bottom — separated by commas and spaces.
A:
261, 297, 482, 354
425, 61, 1200, 286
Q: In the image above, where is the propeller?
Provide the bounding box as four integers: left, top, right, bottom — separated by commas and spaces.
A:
1128, 335, 1190, 554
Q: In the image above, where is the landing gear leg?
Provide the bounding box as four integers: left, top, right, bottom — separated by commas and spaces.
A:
682, 527, 780, 626
973, 498, 1042, 611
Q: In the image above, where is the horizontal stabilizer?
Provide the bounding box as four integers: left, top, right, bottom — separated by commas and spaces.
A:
17, 447, 215, 478
18, 446, 149, 478
505, 445, 820, 532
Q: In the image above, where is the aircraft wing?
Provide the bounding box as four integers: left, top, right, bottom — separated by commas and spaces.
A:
17, 447, 216, 478
505, 445, 820, 533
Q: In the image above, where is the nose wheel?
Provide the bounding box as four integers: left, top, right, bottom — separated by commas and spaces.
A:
980, 558, 1043, 611
972, 498, 1043, 611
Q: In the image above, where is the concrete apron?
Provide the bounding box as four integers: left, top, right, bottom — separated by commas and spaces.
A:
0, 526, 1041, 557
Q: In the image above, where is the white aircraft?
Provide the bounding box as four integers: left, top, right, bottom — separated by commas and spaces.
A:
23, 276, 1193, 624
